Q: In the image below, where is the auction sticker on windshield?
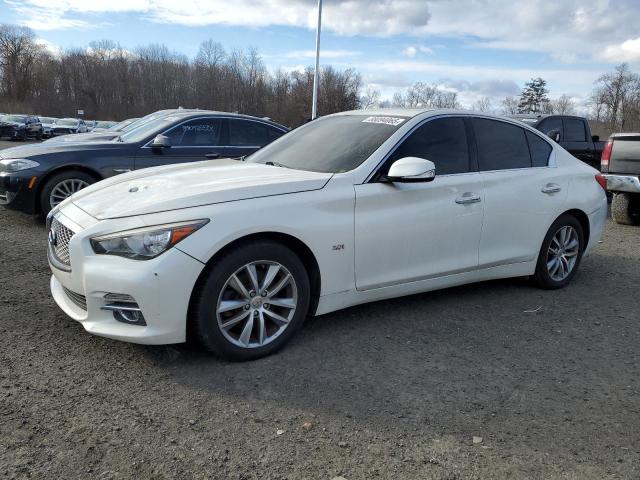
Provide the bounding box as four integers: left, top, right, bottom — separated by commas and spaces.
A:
362, 116, 405, 126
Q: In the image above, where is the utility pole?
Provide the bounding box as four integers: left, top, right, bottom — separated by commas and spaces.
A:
311, 0, 322, 120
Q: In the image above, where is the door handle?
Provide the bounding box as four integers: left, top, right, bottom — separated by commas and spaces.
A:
205, 153, 221, 159
541, 183, 562, 194
455, 192, 482, 205
113, 168, 131, 173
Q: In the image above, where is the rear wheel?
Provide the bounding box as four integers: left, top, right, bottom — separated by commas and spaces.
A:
191, 241, 310, 360
611, 192, 640, 226
39, 171, 95, 215
533, 214, 584, 289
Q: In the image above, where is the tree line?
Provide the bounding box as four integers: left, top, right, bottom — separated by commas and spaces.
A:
0, 24, 361, 127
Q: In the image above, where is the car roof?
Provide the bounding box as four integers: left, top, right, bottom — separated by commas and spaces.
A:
160, 110, 289, 130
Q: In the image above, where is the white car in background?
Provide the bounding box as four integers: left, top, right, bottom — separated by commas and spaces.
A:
47, 109, 608, 360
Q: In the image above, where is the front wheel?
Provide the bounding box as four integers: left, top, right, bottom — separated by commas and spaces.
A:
39, 171, 95, 215
191, 241, 310, 360
533, 214, 585, 289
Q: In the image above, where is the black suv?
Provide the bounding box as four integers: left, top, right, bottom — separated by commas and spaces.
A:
0, 115, 43, 141
0, 111, 288, 215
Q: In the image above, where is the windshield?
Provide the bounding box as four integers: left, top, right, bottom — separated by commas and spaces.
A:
95, 121, 114, 128
3, 115, 28, 123
40, 117, 55, 123
56, 119, 78, 126
118, 116, 179, 143
246, 115, 406, 173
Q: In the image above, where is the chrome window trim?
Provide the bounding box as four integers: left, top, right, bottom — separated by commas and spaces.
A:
365, 113, 557, 183
141, 115, 287, 149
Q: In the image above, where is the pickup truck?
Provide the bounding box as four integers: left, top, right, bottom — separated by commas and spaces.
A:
509, 114, 604, 169
601, 133, 640, 225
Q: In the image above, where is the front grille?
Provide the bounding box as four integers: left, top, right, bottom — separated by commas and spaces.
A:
63, 286, 87, 310
50, 217, 75, 266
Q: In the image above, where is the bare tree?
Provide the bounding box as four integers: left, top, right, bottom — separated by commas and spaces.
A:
0, 23, 363, 128
473, 96, 492, 112
501, 96, 519, 115
392, 82, 459, 109
551, 94, 575, 115
360, 86, 381, 109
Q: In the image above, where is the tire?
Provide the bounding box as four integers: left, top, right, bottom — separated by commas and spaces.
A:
191, 241, 310, 361
533, 214, 585, 289
611, 193, 640, 226
39, 170, 96, 215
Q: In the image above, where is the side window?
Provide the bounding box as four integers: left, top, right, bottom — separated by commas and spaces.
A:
387, 117, 470, 175
228, 119, 275, 147
472, 118, 531, 171
526, 131, 552, 167
537, 117, 562, 136
164, 118, 222, 147
563, 118, 587, 142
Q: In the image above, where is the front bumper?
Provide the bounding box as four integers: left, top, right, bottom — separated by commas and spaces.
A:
51, 128, 77, 136
0, 171, 38, 213
49, 238, 205, 345
0, 126, 23, 139
603, 174, 640, 194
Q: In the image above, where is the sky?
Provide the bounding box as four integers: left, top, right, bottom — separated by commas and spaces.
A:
2, 0, 640, 111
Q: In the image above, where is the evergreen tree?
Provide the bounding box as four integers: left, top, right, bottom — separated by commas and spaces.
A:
518, 77, 550, 113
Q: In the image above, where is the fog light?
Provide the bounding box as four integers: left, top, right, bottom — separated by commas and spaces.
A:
101, 293, 146, 326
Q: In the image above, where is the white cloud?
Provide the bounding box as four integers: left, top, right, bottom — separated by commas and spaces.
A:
402, 45, 433, 58
403, 46, 417, 58
600, 37, 640, 63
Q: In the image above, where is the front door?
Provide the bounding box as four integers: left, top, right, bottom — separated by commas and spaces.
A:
135, 117, 226, 169
354, 116, 484, 290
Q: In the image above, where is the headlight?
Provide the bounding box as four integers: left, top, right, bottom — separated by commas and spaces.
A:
90, 220, 208, 260
0, 159, 40, 173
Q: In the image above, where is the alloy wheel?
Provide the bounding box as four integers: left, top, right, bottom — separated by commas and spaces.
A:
216, 261, 298, 348
49, 179, 90, 208
546, 225, 580, 282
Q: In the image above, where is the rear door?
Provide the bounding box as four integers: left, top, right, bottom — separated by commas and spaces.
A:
135, 117, 225, 169
474, 118, 568, 268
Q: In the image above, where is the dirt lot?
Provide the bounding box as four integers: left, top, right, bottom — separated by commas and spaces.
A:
0, 202, 639, 479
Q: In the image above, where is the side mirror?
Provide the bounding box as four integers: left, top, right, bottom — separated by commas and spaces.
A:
151, 134, 171, 148
387, 157, 436, 183
547, 129, 561, 142
592, 135, 600, 142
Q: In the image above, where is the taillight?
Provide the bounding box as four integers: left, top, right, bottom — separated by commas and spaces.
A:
601, 140, 613, 173
595, 174, 607, 191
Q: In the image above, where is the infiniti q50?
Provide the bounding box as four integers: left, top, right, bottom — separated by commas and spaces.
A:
46, 109, 608, 360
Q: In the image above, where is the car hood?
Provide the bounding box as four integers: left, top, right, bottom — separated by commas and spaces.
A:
0, 121, 24, 128
47, 131, 118, 143
0, 140, 121, 159
70, 159, 333, 220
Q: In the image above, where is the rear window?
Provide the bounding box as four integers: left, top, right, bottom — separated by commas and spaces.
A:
228, 119, 284, 147
472, 118, 531, 171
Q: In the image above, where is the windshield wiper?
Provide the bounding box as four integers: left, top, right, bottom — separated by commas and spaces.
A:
265, 161, 289, 168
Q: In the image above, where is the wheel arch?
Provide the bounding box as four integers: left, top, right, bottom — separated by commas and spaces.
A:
34, 165, 103, 213
558, 208, 590, 247
187, 231, 322, 339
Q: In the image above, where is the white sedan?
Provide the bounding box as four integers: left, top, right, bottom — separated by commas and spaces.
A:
47, 109, 608, 360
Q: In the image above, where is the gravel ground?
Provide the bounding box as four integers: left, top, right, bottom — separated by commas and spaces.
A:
0, 196, 639, 479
